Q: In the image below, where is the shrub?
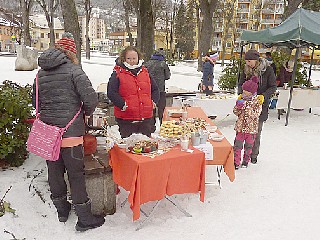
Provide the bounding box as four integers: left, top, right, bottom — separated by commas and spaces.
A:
218, 50, 308, 91
0, 81, 33, 167
218, 57, 245, 91
272, 50, 308, 87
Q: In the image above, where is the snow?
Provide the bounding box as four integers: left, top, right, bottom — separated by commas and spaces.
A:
1, 53, 320, 240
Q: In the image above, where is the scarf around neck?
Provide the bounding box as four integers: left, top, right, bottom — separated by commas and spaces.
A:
123, 60, 144, 70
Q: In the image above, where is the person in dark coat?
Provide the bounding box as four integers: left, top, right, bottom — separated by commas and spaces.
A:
144, 49, 171, 125
32, 32, 105, 231
107, 46, 160, 138
201, 53, 215, 95
277, 60, 294, 87
265, 51, 277, 76
238, 49, 277, 164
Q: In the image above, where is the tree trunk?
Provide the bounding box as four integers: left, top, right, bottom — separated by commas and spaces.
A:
20, 0, 32, 47
60, 0, 81, 62
123, 0, 133, 46
132, 0, 140, 48
197, 0, 218, 71
85, 0, 92, 60
282, 0, 303, 20
138, 0, 154, 61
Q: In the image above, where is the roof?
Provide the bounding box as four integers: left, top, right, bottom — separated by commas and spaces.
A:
29, 15, 64, 29
240, 8, 320, 48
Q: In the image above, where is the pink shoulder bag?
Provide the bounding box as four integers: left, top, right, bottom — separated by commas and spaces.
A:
27, 74, 82, 161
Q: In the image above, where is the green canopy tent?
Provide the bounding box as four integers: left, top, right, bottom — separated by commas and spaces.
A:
239, 8, 320, 126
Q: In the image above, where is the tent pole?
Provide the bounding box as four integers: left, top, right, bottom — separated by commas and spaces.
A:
307, 47, 315, 87
285, 47, 300, 126
236, 44, 244, 94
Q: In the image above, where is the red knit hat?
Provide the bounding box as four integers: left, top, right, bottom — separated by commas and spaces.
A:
56, 32, 77, 54
242, 76, 259, 94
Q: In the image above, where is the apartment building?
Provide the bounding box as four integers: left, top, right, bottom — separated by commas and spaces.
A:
0, 18, 20, 52
212, 0, 284, 58
29, 15, 65, 51
108, 29, 167, 55
79, 14, 108, 51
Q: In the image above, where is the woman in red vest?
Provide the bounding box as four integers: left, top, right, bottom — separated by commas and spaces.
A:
107, 46, 160, 138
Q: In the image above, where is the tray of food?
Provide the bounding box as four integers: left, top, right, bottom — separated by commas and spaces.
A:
167, 109, 186, 118
128, 140, 158, 154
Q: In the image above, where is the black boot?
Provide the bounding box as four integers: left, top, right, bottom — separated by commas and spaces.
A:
74, 199, 105, 232
51, 195, 71, 222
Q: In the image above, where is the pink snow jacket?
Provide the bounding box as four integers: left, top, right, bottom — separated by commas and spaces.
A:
233, 96, 262, 134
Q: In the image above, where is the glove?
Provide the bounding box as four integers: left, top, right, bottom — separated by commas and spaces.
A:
121, 102, 127, 111
257, 95, 264, 105
236, 100, 245, 109
237, 94, 242, 100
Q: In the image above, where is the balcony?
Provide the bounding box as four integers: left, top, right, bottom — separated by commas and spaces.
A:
238, 8, 250, 13
239, 18, 249, 23
262, 9, 274, 14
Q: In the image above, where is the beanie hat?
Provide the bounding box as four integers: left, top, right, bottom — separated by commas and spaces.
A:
56, 32, 77, 54
210, 52, 219, 61
244, 49, 260, 60
242, 76, 259, 94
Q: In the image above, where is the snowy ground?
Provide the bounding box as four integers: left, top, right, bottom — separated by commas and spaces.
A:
1, 54, 320, 240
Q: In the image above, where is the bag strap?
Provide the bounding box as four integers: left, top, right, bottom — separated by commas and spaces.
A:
35, 73, 40, 119
35, 72, 83, 130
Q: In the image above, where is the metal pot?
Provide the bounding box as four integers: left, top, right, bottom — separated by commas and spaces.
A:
87, 108, 107, 128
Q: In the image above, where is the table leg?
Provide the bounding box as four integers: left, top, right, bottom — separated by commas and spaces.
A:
165, 196, 192, 217
136, 200, 161, 231
205, 165, 223, 189
217, 166, 223, 189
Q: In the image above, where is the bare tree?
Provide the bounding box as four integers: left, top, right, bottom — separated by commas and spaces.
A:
139, 0, 154, 60
60, 0, 81, 61
123, 0, 134, 46
35, 0, 60, 47
20, 0, 33, 46
220, 1, 236, 66
197, 0, 218, 71
84, 0, 92, 59
282, 0, 303, 19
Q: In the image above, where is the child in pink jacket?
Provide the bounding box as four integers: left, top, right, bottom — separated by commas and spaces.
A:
233, 76, 262, 169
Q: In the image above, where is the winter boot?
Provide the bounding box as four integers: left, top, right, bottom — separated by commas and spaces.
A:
241, 161, 248, 168
251, 157, 258, 164
234, 163, 240, 170
74, 199, 105, 232
51, 195, 71, 222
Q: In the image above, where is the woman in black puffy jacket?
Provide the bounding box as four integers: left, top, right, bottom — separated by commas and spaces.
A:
32, 32, 104, 231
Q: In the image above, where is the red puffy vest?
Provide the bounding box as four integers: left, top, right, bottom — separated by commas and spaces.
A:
113, 65, 153, 120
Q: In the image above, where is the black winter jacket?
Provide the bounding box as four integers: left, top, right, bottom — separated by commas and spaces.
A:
144, 54, 171, 92
238, 59, 277, 122
32, 48, 98, 138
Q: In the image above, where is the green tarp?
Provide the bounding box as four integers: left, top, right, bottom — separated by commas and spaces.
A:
240, 8, 320, 48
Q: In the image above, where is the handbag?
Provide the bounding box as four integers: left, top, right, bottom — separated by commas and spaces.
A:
27, 73, 82, 161
83, 134, 97, 155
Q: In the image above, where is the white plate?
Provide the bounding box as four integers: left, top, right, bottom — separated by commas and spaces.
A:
210, 133, 224, 142
206, 125, 217, 133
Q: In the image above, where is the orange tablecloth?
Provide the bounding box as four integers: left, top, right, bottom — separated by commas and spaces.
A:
109, 145, 205, 221
164, 107, 235, 182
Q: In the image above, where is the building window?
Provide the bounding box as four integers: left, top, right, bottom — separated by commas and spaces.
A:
56, 33, 59, 39
41, 33, 44, 38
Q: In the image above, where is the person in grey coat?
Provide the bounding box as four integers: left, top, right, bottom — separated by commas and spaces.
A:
32, 33, 104, 231
238, 49, 277, 164
145, 49, 171, 125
